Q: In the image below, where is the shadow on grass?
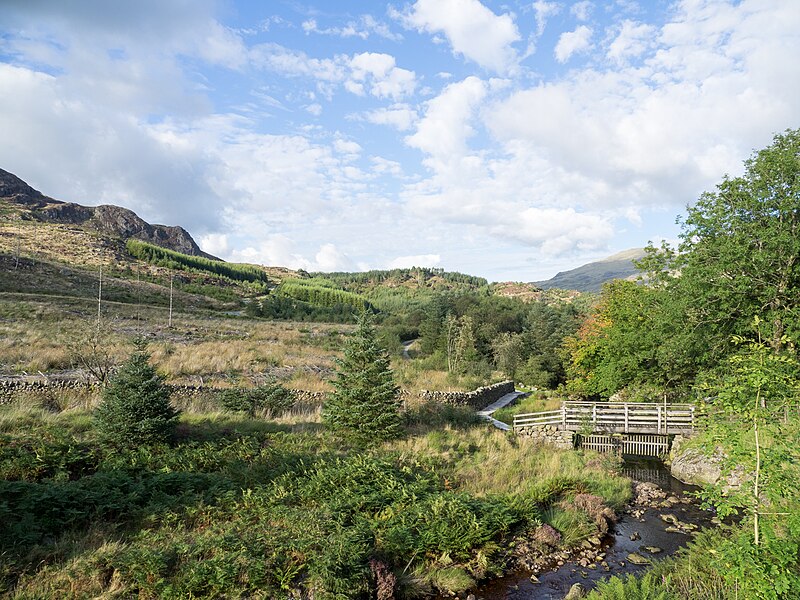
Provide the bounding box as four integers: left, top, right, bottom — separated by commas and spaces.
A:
175, 411, 328, 442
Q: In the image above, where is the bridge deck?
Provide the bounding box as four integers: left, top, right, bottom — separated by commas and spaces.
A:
513, 401, 695, 435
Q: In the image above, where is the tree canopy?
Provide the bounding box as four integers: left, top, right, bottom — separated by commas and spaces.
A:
565, 129, 800, 398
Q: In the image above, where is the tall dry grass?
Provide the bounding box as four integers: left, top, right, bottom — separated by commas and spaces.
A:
391, 427, 630, 507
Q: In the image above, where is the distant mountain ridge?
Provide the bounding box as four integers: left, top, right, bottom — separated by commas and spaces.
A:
534, 248, 647, 292
0, 168, 216, 260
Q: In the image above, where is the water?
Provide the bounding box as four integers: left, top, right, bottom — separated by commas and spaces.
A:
475, 462, 715, 599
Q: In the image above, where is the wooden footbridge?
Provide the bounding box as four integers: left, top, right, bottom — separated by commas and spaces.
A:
513, 401, 697, 458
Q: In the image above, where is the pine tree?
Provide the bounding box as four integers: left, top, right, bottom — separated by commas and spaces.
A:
323, 312, 401, 444
95, 339, 179, 446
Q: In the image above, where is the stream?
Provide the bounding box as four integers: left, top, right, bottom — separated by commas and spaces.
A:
475, 461, 716, 599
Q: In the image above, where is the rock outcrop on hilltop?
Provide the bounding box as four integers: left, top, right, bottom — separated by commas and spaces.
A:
0, 168, 217, 260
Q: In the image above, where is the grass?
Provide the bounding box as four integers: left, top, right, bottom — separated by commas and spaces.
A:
0, 297, 344, 389
391, 427, 631, 508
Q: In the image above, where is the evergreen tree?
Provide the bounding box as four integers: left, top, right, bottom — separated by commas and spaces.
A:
323, 312, 401, 444
95, 339, 179, 446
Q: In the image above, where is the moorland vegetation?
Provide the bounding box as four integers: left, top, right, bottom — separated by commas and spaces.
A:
0, 130, 799, 598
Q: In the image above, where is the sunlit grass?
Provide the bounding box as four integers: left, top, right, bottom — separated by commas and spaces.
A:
391, 426, 631, 508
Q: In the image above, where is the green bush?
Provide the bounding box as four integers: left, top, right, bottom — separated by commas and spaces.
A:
217, 381, 295, 416
94, 341, 179, 446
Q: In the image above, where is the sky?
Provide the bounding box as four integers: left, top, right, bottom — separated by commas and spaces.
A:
0, 1, 798, 282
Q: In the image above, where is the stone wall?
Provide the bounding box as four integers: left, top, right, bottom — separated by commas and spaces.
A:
0, 378, 95, 405
0, 378, 515, 411
402, 380, 515, 410
516, 423, 575, 449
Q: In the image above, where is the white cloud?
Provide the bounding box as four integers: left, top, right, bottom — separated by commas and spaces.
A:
484, 0, 800, 215
199, 233, 229, 256
362, 103, 418, 131
230, 237, 353, 271
334, 139, 362, 155
533, 1, 561, 37
3, 0, 800, 280
251, 45, 416, 100
301, 15, 402, 41
571, 1, 593, 22
397, 0, 520, 73
371, 156, 403, 176
405, 76, 487, 164
388, 254, 441, 268
555, 25, 593, 62
607, 20, 656, 64
0, 63, 221, 230
349, 52, 417, 99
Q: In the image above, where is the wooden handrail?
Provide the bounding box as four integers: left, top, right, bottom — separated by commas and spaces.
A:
513, 401, 697, 434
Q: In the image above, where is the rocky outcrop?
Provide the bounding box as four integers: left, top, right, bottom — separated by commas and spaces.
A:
0, 167, 52, 208
668, 434, 746, 488
0, 167, 217, 259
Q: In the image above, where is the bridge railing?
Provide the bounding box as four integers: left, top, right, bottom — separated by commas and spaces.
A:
512, 409, 563, 428
513, 401, 696, 434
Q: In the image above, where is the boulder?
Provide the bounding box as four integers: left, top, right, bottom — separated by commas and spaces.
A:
564, 583, 586, 600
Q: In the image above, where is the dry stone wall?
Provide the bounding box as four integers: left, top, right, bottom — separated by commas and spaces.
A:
0, 377, 515, 411
516, 423, 575, 449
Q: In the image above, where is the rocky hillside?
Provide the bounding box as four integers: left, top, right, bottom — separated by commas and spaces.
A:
0, 168, 216, 259
534, 248, 647, 293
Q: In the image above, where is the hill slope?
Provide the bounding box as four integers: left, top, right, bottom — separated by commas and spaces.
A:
0, 168, 215, 259
534, 248, 646, 292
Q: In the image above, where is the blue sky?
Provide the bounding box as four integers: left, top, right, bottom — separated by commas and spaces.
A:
1, 0, 798, 281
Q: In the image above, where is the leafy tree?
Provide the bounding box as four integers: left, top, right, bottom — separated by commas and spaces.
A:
94, 339, 179, 446
694, 322, 800, 597
322, 312, 401, 445
491, 332, 524, 378
643, 129, 800, 373
522, 301, 582, 389
568, 129, 800, 397
697, 322, 800, 542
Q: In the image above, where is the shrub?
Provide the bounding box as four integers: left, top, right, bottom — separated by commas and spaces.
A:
94, 340, 179, 446
217, 380, 295, 416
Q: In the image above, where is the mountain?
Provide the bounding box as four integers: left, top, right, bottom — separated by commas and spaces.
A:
534, 248, 647, 293
0, 168, 216, 259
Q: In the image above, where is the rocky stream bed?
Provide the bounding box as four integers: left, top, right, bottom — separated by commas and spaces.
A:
460, 463, 718, 600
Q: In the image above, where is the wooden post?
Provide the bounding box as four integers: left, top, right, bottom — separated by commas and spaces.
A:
657, 405, 662, 434
624, 404, 629, 433
168, 275, 174, 328
562, 404, 566, 429
96, 262, 103, 338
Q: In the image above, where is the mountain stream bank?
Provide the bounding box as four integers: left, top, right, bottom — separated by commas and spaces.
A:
472, 461, 716, 600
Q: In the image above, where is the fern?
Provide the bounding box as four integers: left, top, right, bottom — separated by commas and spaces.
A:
586, 573, 676, 600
